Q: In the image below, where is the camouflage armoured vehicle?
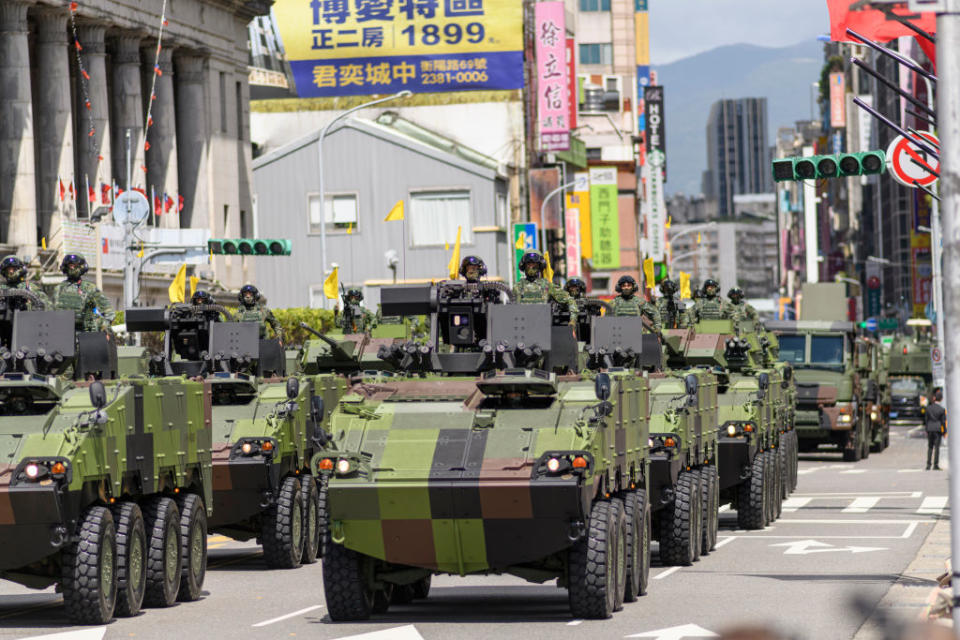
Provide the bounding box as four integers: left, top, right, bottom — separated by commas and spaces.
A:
0, 304, 212, 624
127, 304, 344, 569
887, 334, 933, 426
757, 326, 798, 494
857, 336, 890, 451
315, 283, 660, 620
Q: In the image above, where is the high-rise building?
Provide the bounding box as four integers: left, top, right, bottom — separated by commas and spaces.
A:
702, 98, 772, 218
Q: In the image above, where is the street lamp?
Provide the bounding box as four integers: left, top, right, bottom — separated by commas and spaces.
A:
316, 90, 413, 308
667, 222, 717, 268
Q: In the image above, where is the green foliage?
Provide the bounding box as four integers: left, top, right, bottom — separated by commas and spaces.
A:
273, 308, 336, 346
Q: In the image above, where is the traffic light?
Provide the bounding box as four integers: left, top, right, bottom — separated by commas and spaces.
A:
208, 239, 291, 256
653, 262, 668, 283
772, 151, 886, 182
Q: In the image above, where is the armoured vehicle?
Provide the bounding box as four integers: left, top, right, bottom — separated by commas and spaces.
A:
0, 300, 212, 624
315, 282, 660, 620
887, 334, 933, 426
126, 303, 344, 570
857, 336, 890, 451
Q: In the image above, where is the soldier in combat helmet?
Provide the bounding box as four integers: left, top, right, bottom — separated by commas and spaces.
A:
564, 278, 587, 301
611, 275, 661, 333
656, 278, 685, 330
53, 254, 114, 331
686, 278, 729, 323
337, 288, 376, 333
513, 251, 577, 324
234, 284, 284, 344
458, 255, 504, 304
727, 286, 758, 322
1, 256, 49, 309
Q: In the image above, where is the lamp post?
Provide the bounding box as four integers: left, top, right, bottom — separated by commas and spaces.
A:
667, 222, 717, 270
316, 90, 413, 308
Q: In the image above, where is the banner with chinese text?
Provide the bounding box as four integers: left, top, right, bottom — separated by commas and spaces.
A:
589, 167, 620, 270
535, 2, 569, 151
273, 0, 524, 97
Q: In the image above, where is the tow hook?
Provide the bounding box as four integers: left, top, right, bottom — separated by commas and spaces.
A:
49, 524, 68, 548
567, 520, 586, 541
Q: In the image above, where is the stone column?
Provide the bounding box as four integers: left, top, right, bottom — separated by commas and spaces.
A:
33, 7, 75, 243
175, 53, 208, 229
74, 23, 111, 218
110, 32, 144, 192
0, 0, 37, 253
143, 44, 178, 228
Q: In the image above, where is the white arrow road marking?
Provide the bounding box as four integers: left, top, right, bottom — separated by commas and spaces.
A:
772, 539, 886, 555
782, 497, 811, 512
842, 497, 880, 513
917, 496, 948, 515
625, 623, 719, 639
252, 605, 324, 627
19, 629, 106, 640
332, 625, 427, 640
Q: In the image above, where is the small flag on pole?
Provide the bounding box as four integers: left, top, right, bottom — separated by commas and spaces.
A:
138, 243, 144, 258
643, 257, 655, 289
189, 275, 199, 297
346, 223, 353, 235
58, 178, 65, 202
447, 226, 462, 280
384, 200, 404, 222
543, 250, 554, 283
178, 194, 184, 212
679, 272, 692, 300
101, 183, 111, 204
168, 264, 187, 303
323, 267, 339, 299
41, 237, 47, 251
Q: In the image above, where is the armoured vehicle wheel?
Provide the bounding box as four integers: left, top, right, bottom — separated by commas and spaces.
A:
62, 505, 118, 624
842, 434, 862, 462
789, 433, 799, 491
143, 497, 182, 607
323, 531, 373, 621
568, 500, 619, 619
301, 475, 321, 564
883, 432, 890, 450
412, 576, 431, 599
176, 493, 207, 602
779, 443, 789, 500
700, 465, 719, 555
737, 452, 767, 530
610, 498, 627, 612
771, 451, 783, 520
622, 490, 650, 602
263, 476, 305, 569
658, 470, 701, 566
111, 502, 146, 617
689, 470, 703, 562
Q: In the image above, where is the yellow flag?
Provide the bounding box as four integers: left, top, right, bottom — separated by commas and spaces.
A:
544, 250, 554, 282
384, 199, 404, 222
347, 223, 353, 235
515, 231, 526, 250
139, 243, 145, 258
323, 267, 339, 299
168, 264, 187, 303
643, 257, 655, 289
697, 232, 702, 244
665, 215, 672, 229
679, 271, 692, 300
447, 226, 462, 280
189, 275, 199, 297
41, 237, 47, 251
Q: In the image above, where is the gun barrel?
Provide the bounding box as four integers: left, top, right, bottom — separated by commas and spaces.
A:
299, 322, 353, 361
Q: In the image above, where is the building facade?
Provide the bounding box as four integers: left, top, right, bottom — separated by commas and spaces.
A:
702, 97, 772, 218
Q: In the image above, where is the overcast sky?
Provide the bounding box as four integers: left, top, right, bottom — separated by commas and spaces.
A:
649, 0, 831, 64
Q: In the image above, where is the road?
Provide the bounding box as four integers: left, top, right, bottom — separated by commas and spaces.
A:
0, 424, 948, 640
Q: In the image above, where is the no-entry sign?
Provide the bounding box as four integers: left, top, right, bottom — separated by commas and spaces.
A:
886, 131, 940, 188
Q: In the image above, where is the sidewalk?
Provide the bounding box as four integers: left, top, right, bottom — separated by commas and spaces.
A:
853, 513, 952, 639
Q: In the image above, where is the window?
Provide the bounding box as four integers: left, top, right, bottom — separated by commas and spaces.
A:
408, 190, 473, 247
778, 335, 805, 363
220, 72, 227, 133
308, 285, 327, 309
810, 335, 844, 365
496, 192, 508, 229
308, 193, 358, 234
579, 0, 610, 9
579, 43, 612, 66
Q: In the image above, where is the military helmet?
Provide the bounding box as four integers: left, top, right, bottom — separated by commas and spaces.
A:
702, 278, 719, 294
615, 275, 638, 292
519, 251, 546, 272
238, 284, 260, 303
565, 278, 587, 296
60, 253, 88, 275
1, 256, 26, 283
459, 255, 487, 278
660, 278, 678, 296
191, 290, 213, 305
346, 288, 363, 301
728, 286, 745, 301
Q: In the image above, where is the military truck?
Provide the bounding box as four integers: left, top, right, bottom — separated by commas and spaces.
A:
314, 283, 660, 620
126, 304, 343, 569
0, 303, 212, 624
887, 334, 933, 426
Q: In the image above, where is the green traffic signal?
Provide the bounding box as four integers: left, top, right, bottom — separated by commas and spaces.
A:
208, 239, 292, 256
772, 151, 886, 182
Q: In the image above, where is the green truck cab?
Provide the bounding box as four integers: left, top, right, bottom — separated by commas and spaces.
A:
887, 334, 933, 425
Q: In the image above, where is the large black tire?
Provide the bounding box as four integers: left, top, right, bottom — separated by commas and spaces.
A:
143, 497, 182, 607
263, 476, 304, 569
789, 432, 799, 491
779, 442, 789, 500
861, 424, 871, 459
372, 584, 393, 614
176, 493, 207, 602
771, 451, 783, 521
658, 470, 701, 566
842, 433, 862, 462
609, 498, 627, 612
323, 530, 373, 620
700, 465, 719, 555
111, 501, 146, 617
62, 505, 118, 624
412, 575, 431, 599
568, 500, 620, 619
737, 452, 767, 530
622, 489, 651, 602
301, 475, 321, 564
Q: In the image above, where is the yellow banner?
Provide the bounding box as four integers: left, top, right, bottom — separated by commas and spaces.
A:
634, 12, 649, 66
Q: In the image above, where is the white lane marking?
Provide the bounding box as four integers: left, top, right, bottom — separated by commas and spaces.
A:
779, 518, 921, 524
911, 491, 923, 498
772, 539, 885, 555
331, 626, 427, 640
625, 623, 719, 639
791, 491, 917, 497
840, 469, 867, 474
842, 497, 880, 514
898, 469, 924, 473
18, 629, 106, 640
715, 536, 737, 548
782, 497, 811, 512
902, 522, 919, 538
917, 496, 949, 516
252, 605, 324, 627
653, 566, 682, 580
567, 620, 584, 626
718, 504, 731, 513
797, 467, 820, 476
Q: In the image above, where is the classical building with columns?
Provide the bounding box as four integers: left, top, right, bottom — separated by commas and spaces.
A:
0, 0, 269, 300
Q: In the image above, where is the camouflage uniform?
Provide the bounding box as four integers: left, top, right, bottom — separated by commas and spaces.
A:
236, 304, 283, 340
728, 301, 759, 323
8, 281, 50, 310
53, 279, 114, 331
656, 296, 685, 330
687, 294, 731, 323
337, 305, 376, 333
612, 294, 662, 332
513, 278, 578, 320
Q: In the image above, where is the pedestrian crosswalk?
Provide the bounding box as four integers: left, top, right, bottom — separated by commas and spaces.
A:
780, 493, 947, 515
917, 496, 949, 515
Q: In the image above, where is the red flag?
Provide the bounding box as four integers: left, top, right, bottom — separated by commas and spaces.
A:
58, 178, 65, 202
74, 39, 82, 51
144, 140, 151, 151
178, 194, 184, 212
154, 195, 162, 216
69, 2, 78, 11
102, 238, 109, 254
147, 116, 153, 127
827, 0, 936, 43
81, 70, 90, 80
916, 37, 936, 70
69, 181, 75, 200
164, 193, 174, 213
101, 183, 111, 204
88, 185, 96, 203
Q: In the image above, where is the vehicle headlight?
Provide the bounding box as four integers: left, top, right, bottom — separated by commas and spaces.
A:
24, 463, 40, 479
336, 459, 352, 475
15, 458, 70, 484
870, 411, 878, 421
232, 438, 278, 459
838, 414, 852, 423
920, 396, 930, 407
727, 425, 737, 437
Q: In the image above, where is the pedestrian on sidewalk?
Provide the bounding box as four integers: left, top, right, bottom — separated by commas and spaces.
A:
925, 387, 947, 470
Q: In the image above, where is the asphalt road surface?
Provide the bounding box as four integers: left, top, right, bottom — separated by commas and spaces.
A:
0, 424, 949, 640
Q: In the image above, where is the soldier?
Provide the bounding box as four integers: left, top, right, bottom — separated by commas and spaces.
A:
612, 275, 661, 333
459, 255, 504, 304
924, 388, 947, 470
53, 254, 114, 331
564, 278, 587, 301
0, 256, 49, 309
657, 278, 685, 330
234, 284, 284, 344
687, 278, 728, 323
512, 251, 577, 324
337, 288, 376, 333
727, 286, 758, 322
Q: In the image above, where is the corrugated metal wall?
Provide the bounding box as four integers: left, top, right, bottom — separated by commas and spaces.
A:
253, 121, 508, 309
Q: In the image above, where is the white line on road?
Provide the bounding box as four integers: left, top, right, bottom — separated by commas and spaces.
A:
797, 468, 821, 476
917, 496, 949, 516
902, 522, 919, 538
653, 566, 682, 580
567, 620, 584, 626
252, 605, 324, 627
715, 536, 737, 549
842, 497, 880, 513
840, 469, 867, 474
898, 469, 924, 473
782, 497, 811, 512
791, 491, 918, 497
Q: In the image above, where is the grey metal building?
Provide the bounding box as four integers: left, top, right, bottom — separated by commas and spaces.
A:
252, 118, 510, 309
